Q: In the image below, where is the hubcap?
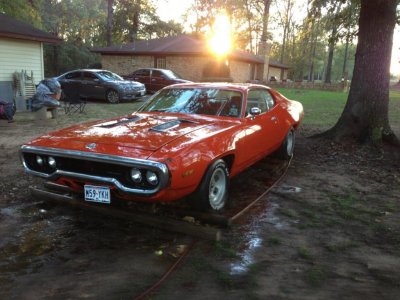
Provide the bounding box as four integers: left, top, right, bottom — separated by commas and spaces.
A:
107, 91, 119, 103
209, 168, 226, 210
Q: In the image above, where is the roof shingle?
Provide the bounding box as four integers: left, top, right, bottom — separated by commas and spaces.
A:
0, 13, 62, 44
92, 34, 265, 64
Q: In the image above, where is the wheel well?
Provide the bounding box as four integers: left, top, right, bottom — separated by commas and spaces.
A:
106, 88, 117, 95
221, 154, 235, 172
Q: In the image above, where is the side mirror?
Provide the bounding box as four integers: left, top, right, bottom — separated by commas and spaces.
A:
250, 107, 261, 116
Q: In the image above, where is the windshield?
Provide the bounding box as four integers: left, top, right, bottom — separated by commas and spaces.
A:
139, 88, 243, 117
97, 71, 123, 81
163, 70, 182, 79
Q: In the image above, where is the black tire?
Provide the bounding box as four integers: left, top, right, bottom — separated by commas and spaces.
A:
277, 128, 295, 159
106, 89, 120, 104
191, 159, 229, 211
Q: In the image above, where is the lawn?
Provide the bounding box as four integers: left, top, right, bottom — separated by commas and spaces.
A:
276, 88, 400, 130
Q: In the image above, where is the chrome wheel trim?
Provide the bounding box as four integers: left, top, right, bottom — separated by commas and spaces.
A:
286, 130, 294, 156
208, 167, 226, 210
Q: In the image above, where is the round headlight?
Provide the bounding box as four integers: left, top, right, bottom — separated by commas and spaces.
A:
130, 168, 142, 183
48, 156, 56, 168
36, 155, 44, 166
146, 171, 159, 186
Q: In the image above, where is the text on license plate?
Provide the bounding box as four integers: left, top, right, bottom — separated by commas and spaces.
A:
84, 185, 110, 204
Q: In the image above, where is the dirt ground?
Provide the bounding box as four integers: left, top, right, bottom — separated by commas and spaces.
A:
0, 107, 399, 299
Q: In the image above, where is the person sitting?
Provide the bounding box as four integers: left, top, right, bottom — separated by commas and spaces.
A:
30, 78, 61, 119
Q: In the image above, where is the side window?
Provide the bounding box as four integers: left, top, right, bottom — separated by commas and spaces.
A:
152, 70, 163, 78
246, 89, 268, 113
262, 90, 275, 110
83, 72, 98, 81
65, 71, 81, 80
134, 69, 150, 76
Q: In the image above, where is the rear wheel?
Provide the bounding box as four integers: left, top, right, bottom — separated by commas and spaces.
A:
277, 128, 295, 159
106, 89, 120, 104
191, 159, 229, 211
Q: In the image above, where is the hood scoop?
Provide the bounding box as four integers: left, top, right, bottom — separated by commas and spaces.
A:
96, 116, 141, 128
150, 119, 199, 133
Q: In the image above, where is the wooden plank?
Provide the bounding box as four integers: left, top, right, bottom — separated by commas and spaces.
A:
30, 187, 222, 241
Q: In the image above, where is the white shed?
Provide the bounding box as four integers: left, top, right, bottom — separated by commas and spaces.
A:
0, 13, 61, 110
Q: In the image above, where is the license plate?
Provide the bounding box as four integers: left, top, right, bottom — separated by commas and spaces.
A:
84, 185, 110, 204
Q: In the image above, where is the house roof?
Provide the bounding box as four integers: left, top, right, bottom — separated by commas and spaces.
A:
0, 13, 62, 44
92, 35, 265, 64
269, 59, 290, 69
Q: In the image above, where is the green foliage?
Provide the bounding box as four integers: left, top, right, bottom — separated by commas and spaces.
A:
44, 44, 101, 77
0, 0, 41, 27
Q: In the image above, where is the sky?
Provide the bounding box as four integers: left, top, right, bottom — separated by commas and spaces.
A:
154, 0, 400, 77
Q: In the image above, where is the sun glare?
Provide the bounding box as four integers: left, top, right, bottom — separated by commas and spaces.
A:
209, 14, 231, 57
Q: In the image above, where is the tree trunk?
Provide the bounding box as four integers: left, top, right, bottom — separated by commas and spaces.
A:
324, 25, 337, 83
322, 0, 399, 146
130, 0, 141, 42
280, 0, 292, 81
107, 0, 113, 46
307, 17, 316, 82
342, 31, 350, 76
256, 0, 272, 80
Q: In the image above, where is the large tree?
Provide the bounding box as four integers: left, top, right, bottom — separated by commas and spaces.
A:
322, 0, 400, 146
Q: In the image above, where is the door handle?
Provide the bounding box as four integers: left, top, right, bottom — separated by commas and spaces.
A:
271, 116, 278, 121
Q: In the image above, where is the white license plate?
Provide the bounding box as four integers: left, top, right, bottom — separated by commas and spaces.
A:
84, 185, 110, 204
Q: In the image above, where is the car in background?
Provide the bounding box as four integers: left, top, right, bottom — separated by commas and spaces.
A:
123, 68, 192, 93
20, 83, 303, 212
57, 69, 146, 104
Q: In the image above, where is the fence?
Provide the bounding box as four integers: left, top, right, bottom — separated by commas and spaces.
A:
266, 81, 348, 92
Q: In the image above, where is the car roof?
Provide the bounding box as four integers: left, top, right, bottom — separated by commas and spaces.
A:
61, 69, 116, 75
163, 82, 271, 92
135, 68, 171, 72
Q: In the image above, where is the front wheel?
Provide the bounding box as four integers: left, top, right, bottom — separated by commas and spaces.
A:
191, 159, 229, 211
277, 128, 295, 159
106, 89, 120, 104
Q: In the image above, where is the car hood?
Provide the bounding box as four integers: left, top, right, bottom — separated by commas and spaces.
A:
172, 79, 192, 83
27, 113, 226, 156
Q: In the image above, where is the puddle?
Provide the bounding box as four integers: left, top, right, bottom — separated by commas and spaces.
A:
230, 201, 288, 275
273, 185, 302, 194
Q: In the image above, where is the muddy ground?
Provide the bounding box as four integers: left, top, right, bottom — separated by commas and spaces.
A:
0, 105, 399, 299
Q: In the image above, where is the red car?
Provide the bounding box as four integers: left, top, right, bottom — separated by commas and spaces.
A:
20, 83, 303, 211
123, 68, 192, 93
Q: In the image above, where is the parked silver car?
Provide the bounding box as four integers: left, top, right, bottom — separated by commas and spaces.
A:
57, 69, 146, 103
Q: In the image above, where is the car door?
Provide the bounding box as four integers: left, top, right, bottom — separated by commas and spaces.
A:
241, 88, 282, 164
150, 70, 167, 92
81, 71, 104, 99
131, 69, 151, 90
60, 71, 82, 97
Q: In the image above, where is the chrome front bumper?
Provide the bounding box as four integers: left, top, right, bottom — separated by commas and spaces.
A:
20, 145, 169, 196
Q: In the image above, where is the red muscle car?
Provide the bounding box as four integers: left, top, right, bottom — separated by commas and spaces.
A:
20, 83, 303, 211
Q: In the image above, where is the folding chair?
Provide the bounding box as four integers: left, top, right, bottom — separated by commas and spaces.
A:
61, 82, 86, 114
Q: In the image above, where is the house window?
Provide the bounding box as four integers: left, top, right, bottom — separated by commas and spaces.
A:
155, 57, 166, 69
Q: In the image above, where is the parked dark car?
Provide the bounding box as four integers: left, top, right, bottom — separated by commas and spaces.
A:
123, 68, 192, 93
56, 69, 146, 104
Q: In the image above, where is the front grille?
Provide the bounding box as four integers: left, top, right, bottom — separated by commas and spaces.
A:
22, 152, 163, 190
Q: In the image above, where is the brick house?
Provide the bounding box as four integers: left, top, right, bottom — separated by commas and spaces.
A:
0, 13, 61, 107
92, 35, 289, 83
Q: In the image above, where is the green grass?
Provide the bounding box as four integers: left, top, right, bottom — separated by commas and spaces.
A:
275, 88, 400, 129
297, 247, 313, 260
306, 266, 327, 286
